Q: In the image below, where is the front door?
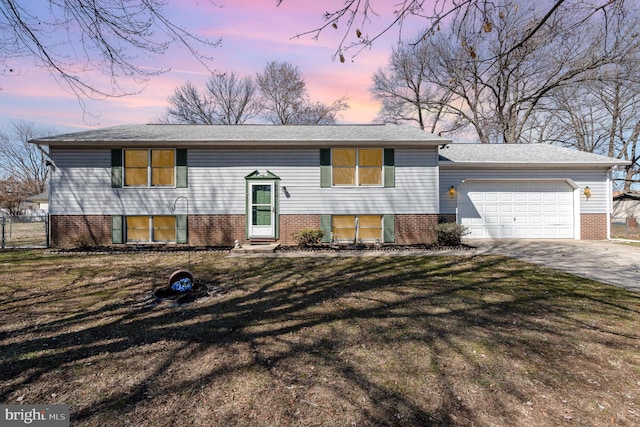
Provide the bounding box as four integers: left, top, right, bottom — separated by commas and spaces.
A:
249, 181, 275, 238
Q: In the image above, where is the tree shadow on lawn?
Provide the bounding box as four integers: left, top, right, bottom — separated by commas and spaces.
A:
1, 253, 640, 426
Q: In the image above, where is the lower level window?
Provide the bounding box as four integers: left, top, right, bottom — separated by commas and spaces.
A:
332, 215, 382, 243
126, 216, 176, 243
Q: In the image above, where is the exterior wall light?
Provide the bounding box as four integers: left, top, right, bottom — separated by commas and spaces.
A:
449, 185, 457, 199
583, 186, 591, 200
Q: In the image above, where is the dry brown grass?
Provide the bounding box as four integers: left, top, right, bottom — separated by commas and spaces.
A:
1, 218, 47, 247
1, 250, 640, 426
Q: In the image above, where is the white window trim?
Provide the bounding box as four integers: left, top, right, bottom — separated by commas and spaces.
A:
126, 215, 177, 244
123, 148, 177, 188
331, 148, 383, 187
332, 214, 383, 243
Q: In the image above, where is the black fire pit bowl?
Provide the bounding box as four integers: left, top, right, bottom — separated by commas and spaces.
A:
153, 269, 208, 304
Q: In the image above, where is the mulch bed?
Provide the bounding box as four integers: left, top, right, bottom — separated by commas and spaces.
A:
275, 243, 474, 252
48, 243, 474, 254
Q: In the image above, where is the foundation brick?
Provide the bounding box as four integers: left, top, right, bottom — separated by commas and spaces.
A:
49, 213, 465, 248
50, 215, 112, 248
395, 214, 439, 244
581, 213, 608, 240
280, 214, 321, 245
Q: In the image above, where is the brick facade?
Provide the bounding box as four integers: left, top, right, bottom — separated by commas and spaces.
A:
279, 214, 321, 245
50, 215, 112, 248
50, 213, 445, 248
581, 213, 608, 240
188, 215, 245, 246
395, 214, 439, 245
50, 212, 608, 248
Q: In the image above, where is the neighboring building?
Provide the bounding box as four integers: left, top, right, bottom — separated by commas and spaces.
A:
23, 191, 49, 213
30, 124, 628, 248
612, 192, 640, 224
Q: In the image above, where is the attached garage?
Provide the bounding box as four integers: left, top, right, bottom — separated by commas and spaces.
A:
458, 180, 576, 239
438, 144, 629, 240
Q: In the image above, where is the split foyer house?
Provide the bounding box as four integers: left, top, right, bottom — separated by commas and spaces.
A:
30, 124, 627, 248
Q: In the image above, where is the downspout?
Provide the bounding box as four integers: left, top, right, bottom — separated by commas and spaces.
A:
35, 143, 56, 248
354, 217, 359, 245
606, 167, 614, 240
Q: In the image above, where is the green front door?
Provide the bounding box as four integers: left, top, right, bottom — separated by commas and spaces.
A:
249, 182, 275, 238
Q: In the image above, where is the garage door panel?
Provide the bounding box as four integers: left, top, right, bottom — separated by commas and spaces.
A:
485, 205, 499, 214
459, 181, 574, 239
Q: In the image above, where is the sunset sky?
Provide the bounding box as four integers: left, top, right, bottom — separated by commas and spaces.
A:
0, 1, 429, 132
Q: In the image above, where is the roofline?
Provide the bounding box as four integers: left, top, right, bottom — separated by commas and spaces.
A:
31, 139, 447, 148
439, 160, 630, 168
28, 124, 452, 147
613, 193, 640, 201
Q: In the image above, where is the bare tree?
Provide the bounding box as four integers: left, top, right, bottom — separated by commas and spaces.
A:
289, 97, 349, 125
256, 61, 348, 124
0, 176, 32, 214
165, 62, 348, 125
165, 73, 262, 125
256, 61, 308, 124
166, 81, 216, 124
0, 121, 55, 213
371, 41, 458, 133
0, 121, 53, 191
372, 0, 640, 145
280, 0, 624, 64
0, 0, 220, 98
206, 72, 261, 124
549, 65, 640, 191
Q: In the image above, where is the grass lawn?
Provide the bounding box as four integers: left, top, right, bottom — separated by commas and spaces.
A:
1, 250, 639, 426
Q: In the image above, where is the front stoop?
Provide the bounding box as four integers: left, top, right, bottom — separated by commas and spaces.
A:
231, 243, 280, 254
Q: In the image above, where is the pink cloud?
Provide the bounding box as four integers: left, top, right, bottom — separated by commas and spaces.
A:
2, 0, 432, 129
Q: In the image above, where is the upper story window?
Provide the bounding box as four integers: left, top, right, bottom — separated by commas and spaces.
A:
332, 148, 383, 186
124, 149, 175, 187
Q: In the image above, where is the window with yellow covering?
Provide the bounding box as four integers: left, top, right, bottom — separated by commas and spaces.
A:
152, 216, 177, 242
331, 148, 382, 186
331, 214, 382, 243
126, 216, 151, 242
126, 216, 176, 243
124, 149, 175, 187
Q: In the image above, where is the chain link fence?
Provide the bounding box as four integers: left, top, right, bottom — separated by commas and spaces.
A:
1, 214, 49, 248
611, 217, 640, 240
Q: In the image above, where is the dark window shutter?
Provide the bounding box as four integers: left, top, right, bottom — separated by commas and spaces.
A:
320, 148, 331, 188
111, 149, 123, 188
176, 214, 188, 244
383, 214, 395, 243
268, 180, 280, 240
112, 215, 124, 244
176, 149, 188, 188
320, 214, 332, 242
383, 148, 395, 188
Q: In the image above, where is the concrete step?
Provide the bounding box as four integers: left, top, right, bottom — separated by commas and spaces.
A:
231, 243, 280, 254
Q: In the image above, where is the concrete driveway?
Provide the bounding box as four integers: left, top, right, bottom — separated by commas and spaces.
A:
467, 239, 640, 293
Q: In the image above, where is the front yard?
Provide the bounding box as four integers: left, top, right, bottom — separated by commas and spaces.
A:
1, 250, 639, 426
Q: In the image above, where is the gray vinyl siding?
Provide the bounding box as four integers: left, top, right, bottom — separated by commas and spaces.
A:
439, 167, 611, 215
49, 147, 439, 216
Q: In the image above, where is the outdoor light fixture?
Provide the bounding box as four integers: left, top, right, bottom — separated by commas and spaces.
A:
583, 186, 591, 200
449, 185, 457, 199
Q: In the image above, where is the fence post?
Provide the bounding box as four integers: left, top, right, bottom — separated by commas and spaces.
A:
45, 215, 50, 248
1, 216, 5, 249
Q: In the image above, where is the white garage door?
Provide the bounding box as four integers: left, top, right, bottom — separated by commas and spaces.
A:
458, 181, 575, 239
